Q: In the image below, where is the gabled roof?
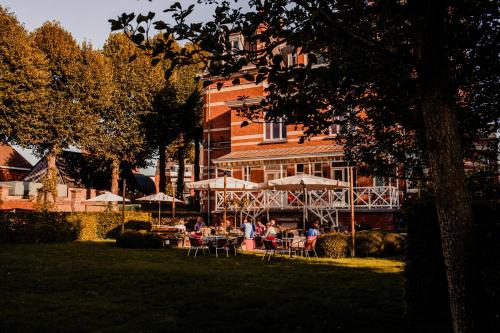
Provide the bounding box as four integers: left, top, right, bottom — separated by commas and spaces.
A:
214, 145, 343, 163
23, 150, 156, 195
0, 143, 32, 170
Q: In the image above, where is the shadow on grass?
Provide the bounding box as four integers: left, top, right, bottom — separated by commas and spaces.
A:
0, 242, 406, 333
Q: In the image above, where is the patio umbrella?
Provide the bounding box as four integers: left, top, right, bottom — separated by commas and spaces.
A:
187, 176, 260, 191
85, 191, 130, 213
136, 192, 183, 221
187, 177, 260, 227
268, 174, 350, 229
85, 191, 130, 203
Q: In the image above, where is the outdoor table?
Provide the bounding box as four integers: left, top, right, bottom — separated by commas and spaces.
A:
278, 237, 295, 257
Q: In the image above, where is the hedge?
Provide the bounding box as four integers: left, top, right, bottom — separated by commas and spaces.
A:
0, 212, 199, 243
315, 231, 406, 258
116, 230, 163, 249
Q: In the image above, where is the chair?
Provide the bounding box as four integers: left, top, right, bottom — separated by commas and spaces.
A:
214, 237, 229, 258
228, 236, 245, 256
187, 236, 209, 257
303, 238, 318, 259
262, 239, 285, 262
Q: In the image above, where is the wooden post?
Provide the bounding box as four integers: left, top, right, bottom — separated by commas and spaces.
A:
349, 167, 355, 257
223, 172, 227, 231
121, 179, 126, 234
172, 184, 176, 218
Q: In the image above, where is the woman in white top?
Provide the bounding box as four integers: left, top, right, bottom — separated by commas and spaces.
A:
264, 220, 279, 238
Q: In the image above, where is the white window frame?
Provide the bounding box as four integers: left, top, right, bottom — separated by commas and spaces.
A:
331, 167, 347, 182
242, 166, 251, 182
264, 117, 287, 142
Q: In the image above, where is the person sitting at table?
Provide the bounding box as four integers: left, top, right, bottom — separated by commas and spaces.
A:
305, 221, 320, 250
241, 218, 254, 240
255, 220, 265, 236
193, 217, 206, 232
264, 220, 278, 239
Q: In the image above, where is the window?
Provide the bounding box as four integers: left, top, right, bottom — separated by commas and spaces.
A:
296, 164, 304, 174
329, 116, 344, 135
374, 177, 385, 187
229, 35, 243, 54
287, 53, 298, 66
264, 117, 287, 141
332, 167, 347, 182
243, 167, 251, 181
313, 163, 323, 177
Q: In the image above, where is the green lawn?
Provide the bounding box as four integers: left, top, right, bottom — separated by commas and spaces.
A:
0, 242, 405, 332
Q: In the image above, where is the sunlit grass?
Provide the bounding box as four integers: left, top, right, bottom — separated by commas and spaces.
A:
0, 242, 405, 332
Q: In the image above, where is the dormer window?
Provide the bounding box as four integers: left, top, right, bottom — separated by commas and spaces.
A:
329, 116, 344, 135
229, 35, 243, 54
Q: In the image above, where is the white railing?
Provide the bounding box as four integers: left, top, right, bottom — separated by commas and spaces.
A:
214, 186, 400, 212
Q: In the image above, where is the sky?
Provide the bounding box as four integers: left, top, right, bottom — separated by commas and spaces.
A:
0, 0, 235, 173
0, 0, 218, 48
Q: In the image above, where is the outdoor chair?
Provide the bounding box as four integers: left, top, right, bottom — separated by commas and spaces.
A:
214, 237, 230, 258
187, 236, 209, 257
303, 238, 318, 259
228, 236, 245, 256
262, 239, 285, 262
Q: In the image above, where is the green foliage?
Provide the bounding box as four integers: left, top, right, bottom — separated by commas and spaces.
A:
315, 232, 351, 258
0, 212, 78, 243
115, 229, 163, 248
383, 233, 407, 257
69, 211, 151, 239
34, 172, 58, 212
355, 230, 385, 257
0, 6, 49, 142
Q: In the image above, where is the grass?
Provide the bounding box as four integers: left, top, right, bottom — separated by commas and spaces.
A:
0, 242, 405, 332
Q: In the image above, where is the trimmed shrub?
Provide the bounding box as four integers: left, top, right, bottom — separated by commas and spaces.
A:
355, 230, 385, 257
383, 232, 406, 256
116, 230, 163, 248
315, 232, 351, 258
0, 212, 78, 243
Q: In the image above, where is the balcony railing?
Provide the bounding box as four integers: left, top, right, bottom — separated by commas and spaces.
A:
213, 186, 400, 212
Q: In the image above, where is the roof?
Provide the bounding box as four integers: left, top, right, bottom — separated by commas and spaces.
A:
23, 151, 156, 195
0, 143, 32, 170
214, 145, 344, 163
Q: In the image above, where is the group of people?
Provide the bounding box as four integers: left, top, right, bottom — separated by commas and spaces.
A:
191, 215, 320, 251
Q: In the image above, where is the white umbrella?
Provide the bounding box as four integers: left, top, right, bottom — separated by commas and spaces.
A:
268, 174, 350, 228
85, 191, 130, 202
136, 192, 183, 221
268, 174, 349, 191
187, 176, 259, 191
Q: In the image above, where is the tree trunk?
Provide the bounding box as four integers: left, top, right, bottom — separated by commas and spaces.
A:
46, 149, 58, 204
414, 1, 478, 331
158, 142, 167, 193
111, 159, 119, 195
177, 148, 185, 199
193, 133, 201, 207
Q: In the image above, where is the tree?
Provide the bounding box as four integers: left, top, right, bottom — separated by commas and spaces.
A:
0, 6, 49, 143
144, 49, 203, 196
94, 33, 165, 194
111, 1, 500, 331
25, 21, 98, 203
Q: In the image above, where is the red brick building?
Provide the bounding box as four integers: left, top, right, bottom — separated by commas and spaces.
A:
200, 34, 402, 230
0, 143, 32, 182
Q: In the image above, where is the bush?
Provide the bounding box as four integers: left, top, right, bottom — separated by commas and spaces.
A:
0, 212, 78, 243
355, 230, 385, 257
383, 232, 406, 256
315, 233, 351, 258
116, 230, 163, 249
